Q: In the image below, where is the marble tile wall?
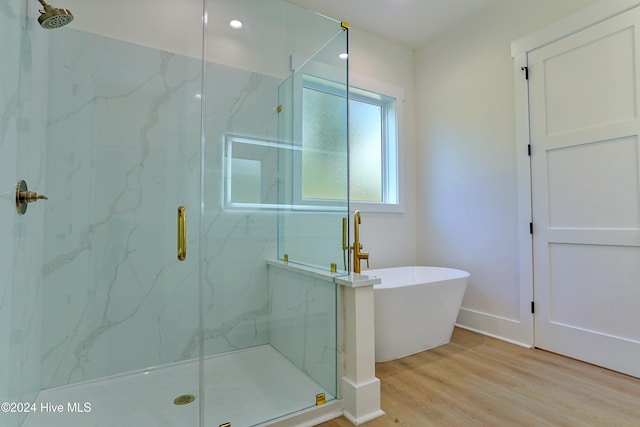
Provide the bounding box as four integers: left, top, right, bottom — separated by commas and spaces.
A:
0, 4, 21, 427
268, 264, 338, 397
1, 3, 21, 416
39, 29, 281, 389
199, 60, 282, 357
1, 2, 48, 426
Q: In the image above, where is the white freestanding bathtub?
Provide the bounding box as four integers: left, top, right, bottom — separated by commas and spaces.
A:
367, 266, 470, 362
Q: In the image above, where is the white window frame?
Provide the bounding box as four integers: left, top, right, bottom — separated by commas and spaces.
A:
301, 73, 404, 213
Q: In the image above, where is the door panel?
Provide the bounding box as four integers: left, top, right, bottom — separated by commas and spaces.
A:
542, 25, 636, 135
546, 136, 640, 229
529, 6, 640, 377
548, 243, 640, 340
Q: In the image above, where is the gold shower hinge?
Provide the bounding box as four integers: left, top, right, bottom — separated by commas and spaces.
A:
316, 393, 326, 406
276, 104, 282, 113
219, 423, 231, 427
341, 21, 350, 30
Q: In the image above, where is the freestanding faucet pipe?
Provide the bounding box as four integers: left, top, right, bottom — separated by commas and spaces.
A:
351, 210, 369, 273
342, 217, 348, 271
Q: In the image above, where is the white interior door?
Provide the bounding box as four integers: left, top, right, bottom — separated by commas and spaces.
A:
528, 6, 640, 377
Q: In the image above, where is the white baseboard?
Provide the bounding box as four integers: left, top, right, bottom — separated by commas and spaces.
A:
341, 377, 385, 425
343, 408, 386, 426
456, 308, 532, 348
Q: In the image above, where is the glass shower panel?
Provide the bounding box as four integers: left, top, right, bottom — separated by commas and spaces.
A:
26, 0, 205, 426
278, 30, 350, 273
203, 0, 344, 425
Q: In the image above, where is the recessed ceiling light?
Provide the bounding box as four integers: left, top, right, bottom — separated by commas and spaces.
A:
229, 19, 243, 30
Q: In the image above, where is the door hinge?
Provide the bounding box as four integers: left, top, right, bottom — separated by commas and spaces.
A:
527, 144, 531, 156
521, 66, 529, 80
531, 301, 535, 314
529, 222, 533, 234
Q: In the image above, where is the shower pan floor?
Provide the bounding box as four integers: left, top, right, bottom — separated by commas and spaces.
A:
22, 345, 333, 427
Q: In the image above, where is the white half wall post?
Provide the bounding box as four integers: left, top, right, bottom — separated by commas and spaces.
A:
336, 275, 385, 425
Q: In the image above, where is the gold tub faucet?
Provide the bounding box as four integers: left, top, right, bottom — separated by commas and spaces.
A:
351, 210, 369, 273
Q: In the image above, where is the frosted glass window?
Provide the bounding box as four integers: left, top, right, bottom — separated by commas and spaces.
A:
302, 77, 397, 206
349, 100, 382, 202
302, 87, 348, 200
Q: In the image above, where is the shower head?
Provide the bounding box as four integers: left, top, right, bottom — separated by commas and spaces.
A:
37, 0, 73, 29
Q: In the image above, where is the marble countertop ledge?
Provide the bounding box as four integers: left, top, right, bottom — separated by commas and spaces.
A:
267, 260, 380, 288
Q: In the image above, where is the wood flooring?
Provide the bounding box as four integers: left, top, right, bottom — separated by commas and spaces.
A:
319, 327, 640, 427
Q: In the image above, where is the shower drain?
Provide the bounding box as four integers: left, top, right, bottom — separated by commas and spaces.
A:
173, 394, 196, 405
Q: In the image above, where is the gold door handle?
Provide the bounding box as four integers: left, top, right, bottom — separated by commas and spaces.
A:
177, 206, 186, 261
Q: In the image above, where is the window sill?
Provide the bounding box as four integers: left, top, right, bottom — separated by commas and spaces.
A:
350, 201, 404, 214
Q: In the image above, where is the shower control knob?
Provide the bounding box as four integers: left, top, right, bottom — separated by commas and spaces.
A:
15, 180, 48, 215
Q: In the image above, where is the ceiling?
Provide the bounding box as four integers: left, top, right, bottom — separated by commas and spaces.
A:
287, 0, 503, 49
